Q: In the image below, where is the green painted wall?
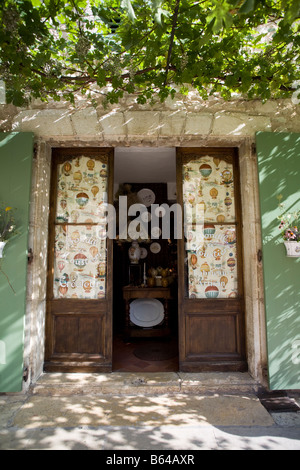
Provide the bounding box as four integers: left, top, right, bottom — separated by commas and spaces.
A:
256, 132, 300, 390
0, 132, 34, 392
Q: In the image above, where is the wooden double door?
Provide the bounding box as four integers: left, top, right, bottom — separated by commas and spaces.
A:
45, 147, 246, 372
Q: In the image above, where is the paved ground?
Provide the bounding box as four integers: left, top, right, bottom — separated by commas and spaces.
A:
0, 372, 299, 451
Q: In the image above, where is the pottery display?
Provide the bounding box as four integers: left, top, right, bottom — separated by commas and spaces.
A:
128, 241, 141, 264
147, 277, 155, 287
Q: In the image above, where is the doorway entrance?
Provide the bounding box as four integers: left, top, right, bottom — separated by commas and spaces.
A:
44, 146, 247, 373
112, 148, 179, 372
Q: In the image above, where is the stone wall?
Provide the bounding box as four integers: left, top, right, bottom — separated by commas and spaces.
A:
0, 92, 299, 388
0, 93, 299, 140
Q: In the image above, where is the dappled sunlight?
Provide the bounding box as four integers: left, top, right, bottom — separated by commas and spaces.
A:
256, 131, 300, 390
3, 388, 299, 450
10, 392, 273, 432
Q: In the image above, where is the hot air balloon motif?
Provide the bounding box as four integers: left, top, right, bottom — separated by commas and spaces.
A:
221, 169, 233, 185
224, 196, 232, 208
204, 224, 215, 240
91, 186, 99, 199
59, 285, 68, 297
184, 170, 192, 182
199, 245, 206, 258
90, 246, 98, 258
74, 253, 88, 271
63, 162, 72, 176
83, 280, 92, 293
198, 200, 206, 214
199, 163, 212, 179
61, 273, 69, 284
76, 192, 89, 209
98, 290, 105, 299
228, 291, 237, 298
213, 248, 222, 261
97, 262, 106, 277
57, 240, 64, 251
58, 260, 65, 272
73, 170, 83, 184
85, 219, 93, 230
205, 285, 219, 298
200, 262, 210, 275
100, 168, 108, 178
188, 193, 195, 205
213, 157, 221, 169
225, 229, 236, 244
87, 159, 95, 171
220, 276, 228, 290
70, 272, 78, 288
190, 253, 198, 269
71, 210, 79, 223
71, 230, 80, 244
210, 187, 218, 199
60, 199, 67, 210
227, 257, 236, 271
217, 214, 225, 223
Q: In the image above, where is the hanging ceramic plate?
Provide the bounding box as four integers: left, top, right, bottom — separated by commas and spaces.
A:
137, 188, 156, 207
150, 242, 161, 254
140, 247, 148, 259
151, 226, 162, 238
130, 298, 164, 327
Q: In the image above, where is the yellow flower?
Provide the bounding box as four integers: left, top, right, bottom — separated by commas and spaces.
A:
5, 207, 12, 211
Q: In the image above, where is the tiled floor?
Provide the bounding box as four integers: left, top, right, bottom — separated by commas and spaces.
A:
112, 335, 179, 372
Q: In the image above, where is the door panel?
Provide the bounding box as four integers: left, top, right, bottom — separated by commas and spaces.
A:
177, 148, 246, 371
45, 148, 114, 372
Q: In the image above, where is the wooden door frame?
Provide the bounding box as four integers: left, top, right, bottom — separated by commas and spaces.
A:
176, 147, 247, 372
44, 147, 114, 372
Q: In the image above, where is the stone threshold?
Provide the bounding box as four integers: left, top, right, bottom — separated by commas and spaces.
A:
31, 371, 260, 397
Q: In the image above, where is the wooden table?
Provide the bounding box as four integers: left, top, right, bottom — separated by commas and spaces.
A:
122, 286, 172, 339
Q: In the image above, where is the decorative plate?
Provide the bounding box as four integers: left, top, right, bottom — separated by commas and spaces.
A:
137, 188, 156, 207
151, 227, 162, 238
150, 242, 161, 254
130, 299, 164, 327
140, 247, 148, 259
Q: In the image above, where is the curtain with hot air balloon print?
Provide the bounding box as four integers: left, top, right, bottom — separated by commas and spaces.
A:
182, 154, 238, 299
53, 155, 109, 300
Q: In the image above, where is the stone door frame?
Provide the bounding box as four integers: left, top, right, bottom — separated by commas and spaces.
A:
24, 135, 268, 388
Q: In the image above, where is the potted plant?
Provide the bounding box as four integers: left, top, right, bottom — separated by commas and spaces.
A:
277, 197, 300, 257
0, 205, 17, 258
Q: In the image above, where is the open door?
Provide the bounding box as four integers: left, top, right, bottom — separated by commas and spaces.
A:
177, 148, 246, 372
45, 148, 114, 372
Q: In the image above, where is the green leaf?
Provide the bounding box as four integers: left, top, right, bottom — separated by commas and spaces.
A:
239, 0, 256, 15
282, 0, 300, 24
121, 0, 136, 22
151, 0, 170, 26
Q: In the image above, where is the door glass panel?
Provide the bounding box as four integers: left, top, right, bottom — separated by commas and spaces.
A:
53, 155, 108, 299
183, 155, 239, 299
56, 156, 108, 223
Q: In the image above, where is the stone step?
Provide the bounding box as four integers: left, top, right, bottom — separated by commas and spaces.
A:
31, 372, 259, 397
